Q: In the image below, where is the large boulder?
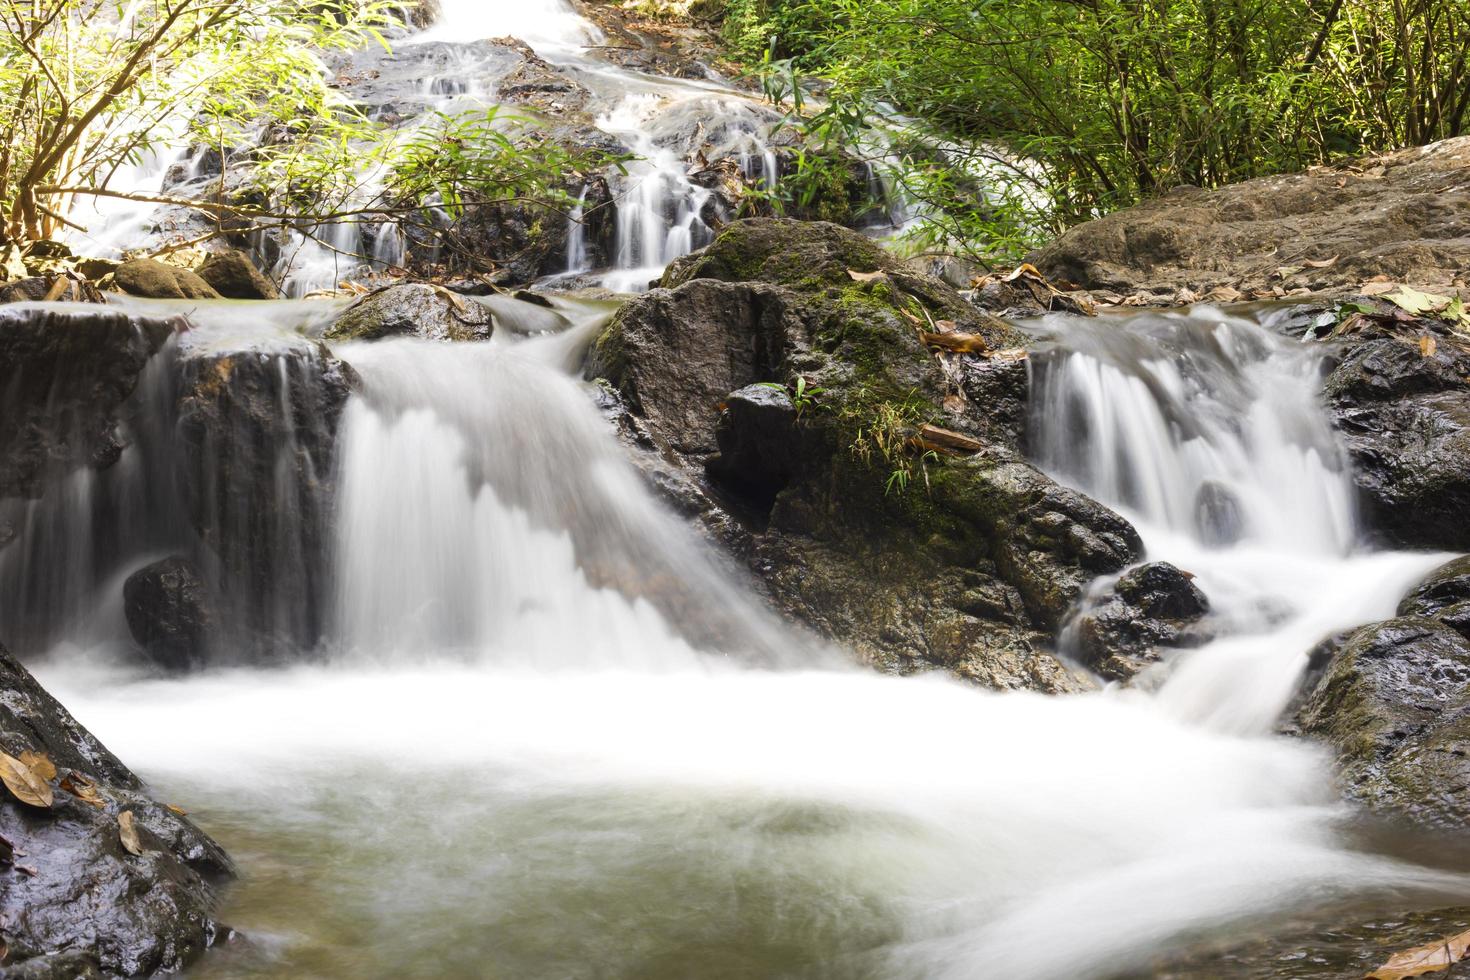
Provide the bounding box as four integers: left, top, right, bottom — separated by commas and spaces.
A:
1322, 320, 1470, 550
1297, 615, 1470, 831
586, 218, 1141, 690
174, 337, 358, 655
1398, 555, 1470, 640
1070, 562, 1211, 681
195, 250, 279, 300
122, 557, 217, 671
0, 642, 233, 975
0, 305, 177, 499
1030, 136, 1470, 299
113, 259, 220, 301
327, 284, 494, 342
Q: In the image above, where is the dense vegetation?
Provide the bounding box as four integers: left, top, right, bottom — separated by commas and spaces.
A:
724, 0, 1470, 260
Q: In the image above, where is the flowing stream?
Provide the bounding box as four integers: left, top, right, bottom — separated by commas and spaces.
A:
15, 2, 1470, 977
9, 296, 1465, 978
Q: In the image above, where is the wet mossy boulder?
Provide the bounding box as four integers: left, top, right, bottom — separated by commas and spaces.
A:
113, 259, 220, 300
1298, 615, 1470, 831
1070, 561, 1211, 681
1398, 555, 1470, 640
586, 217, 1141, 690
0, 641, 233, 975
327, 283, 494, 342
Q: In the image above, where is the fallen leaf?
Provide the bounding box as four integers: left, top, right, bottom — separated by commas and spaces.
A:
1368, 926, 1470, 980
1302, 255, 1339, 268
0, 752, 53, 809
14, 864, 36, 877
920, 331, 989, 354
1361, 280, 1399, 296
18, 751, 56, 781
165, 803, 188, 817
1204, 285, 1245, 303
1000, 263, 1044, 283
932, 319, 958, 334
1385, 285, 1453, 316
1276, 265, 1305, 279
1176, 287, 1200, 304
118, 810, 145, 856
846, 269, 886, 283
990, 348, 1030, 362
1420, 334, 1438, 357
60, 772, 104, 808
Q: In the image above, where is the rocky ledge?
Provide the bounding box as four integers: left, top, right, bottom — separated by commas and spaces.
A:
585, 217, 1142, 692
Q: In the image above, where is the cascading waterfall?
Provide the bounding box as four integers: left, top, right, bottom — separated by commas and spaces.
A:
13, 298, 1467, 978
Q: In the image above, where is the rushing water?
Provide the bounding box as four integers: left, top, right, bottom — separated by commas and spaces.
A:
9, 298, 1465, 978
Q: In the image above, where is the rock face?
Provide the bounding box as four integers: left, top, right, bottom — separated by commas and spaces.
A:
1321, 315, 1470, 551
122, 557, 217, 671
1398, 555, 1470, 639
113, 259, 220, 301
1297, 613, 1470, 831
174, 337, 358, 654
586, 218, 1142, 690
195, 250, 279, 300
0, 305, 177, 499
327, 284, 495, 342
1031, 136, 1470, 299
0, 641, 233, 975
1070, 562, 1211, 681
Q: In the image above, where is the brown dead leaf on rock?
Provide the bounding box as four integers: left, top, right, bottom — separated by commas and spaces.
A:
0, 751, 53, 809
846, 269, 886, 283
60, 772, 104, 808
165, 803, 188, 817
921, 331, 989, 354
18, 751, 56, 781
118, 810, 146, 856
1420, 335, 1439, 357
1367, 926, 1470, 979
1362, 280, 1400, 296
1303, 255, 1340, 268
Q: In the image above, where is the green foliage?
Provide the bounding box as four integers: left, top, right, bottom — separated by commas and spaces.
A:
757, 375, 825, 418
719, 0, 1470, 254
842, 387, 936, 496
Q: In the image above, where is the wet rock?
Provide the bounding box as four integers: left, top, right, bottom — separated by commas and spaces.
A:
1071, 562, 1211, 681
587, 218, 1140, 690
195, 250, 279, 300
1323, 330, 1470, 551
1398, 555, 1470, 640
122, 557, 216, 671
1031, 136, 1470, 299
1193, 481, 1244, 546
0, 277, 53, 303
0, 641, 232, 975
327, 283, 495, 342
174, 337, 358, 654
0, 305, 177, 498
113, 259, 220, 300
1298, 616, 1470, 830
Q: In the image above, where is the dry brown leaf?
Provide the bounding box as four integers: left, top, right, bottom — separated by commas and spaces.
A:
1122, 292, 1150, 306
1000, 263, 1044, 283
1362, 280, 1400, 296
1205, 285, 1245, 303
846, 269, 886, 283
60, 772, 104, 808
165, 803, 188, 817
1276, 265, 1305, 279
914, 424, 986, 455
118, 810, 145, 856
0, 751, 53, 809
920, 331, 989, 354
18, 751, 56, 781
990, 348, 1030, 363
1420, 334, 1438, 357
1368, 926, 1470, 980
932, 319, 958, 334
1303, 255, 1339, 268
1176, 287, 1200, 304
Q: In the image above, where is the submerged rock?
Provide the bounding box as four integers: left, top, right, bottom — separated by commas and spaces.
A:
327, 283, 494, 342
1323, 324, 1470, 551
1071, 562, 1211, 681
195, 250, 279, 300
123, 556, 217, 670
1298, 615, 1470, 831
0, 641, 233, 975
587, 218, 1141, 690
114, 259, 220, 300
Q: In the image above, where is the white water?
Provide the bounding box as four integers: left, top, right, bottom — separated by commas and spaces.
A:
21, 301, 1469, 977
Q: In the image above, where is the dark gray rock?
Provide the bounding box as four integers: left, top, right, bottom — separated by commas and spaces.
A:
327, 284, 494, 342
0, 641, 232, 976
113, 259, 220, 301
1193, 480, 1244, 546
0, 305, 177, 499
122, 557, 216, 671
1398, 555, 1470, 641
706, 384, 800, 513
1324, 330, 1470, 551
195, 250, 279, 300
1070, 561, 1211, 681
174, 338, 357, 655
1297, 615, 1470, 831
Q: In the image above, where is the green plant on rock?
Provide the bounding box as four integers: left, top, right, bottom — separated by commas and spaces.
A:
843, 387, 937, 496
757, 375, 825, 419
